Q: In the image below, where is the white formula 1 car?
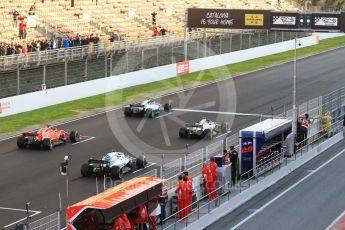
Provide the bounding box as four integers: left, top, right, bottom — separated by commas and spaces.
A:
81, 152, 147, 180
179, 118, 228, 139
123, 99, 171, 118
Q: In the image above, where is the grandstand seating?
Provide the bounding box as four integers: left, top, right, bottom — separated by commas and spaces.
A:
0, 0, 299, 43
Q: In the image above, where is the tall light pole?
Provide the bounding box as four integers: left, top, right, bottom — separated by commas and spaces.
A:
292, 36, 300, 138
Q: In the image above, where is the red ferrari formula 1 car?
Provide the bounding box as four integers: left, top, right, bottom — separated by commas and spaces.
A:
17, 125, 81, 150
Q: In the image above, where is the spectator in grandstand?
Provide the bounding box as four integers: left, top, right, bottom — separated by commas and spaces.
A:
12, 10, 20, 27
159, 27, 167, 36
19, 21, 27, 39
109, 33, 119, 42
29, 2, 36, 15
153, 27, 159, 37
63, 37, 71, 48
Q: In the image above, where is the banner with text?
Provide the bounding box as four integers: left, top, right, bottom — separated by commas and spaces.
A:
187, 8, 270, 29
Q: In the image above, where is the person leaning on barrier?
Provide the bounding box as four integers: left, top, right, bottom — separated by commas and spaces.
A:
298, 114, 314, 145
321, 111, 332, 138
183, 171, 194, 213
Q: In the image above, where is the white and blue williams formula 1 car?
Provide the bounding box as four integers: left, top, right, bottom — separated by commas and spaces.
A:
123, 99, 171, 118
179, 118, 228, 139
81, 152, 147, 180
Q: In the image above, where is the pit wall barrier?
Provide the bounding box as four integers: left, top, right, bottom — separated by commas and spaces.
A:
0, 33, 343, 117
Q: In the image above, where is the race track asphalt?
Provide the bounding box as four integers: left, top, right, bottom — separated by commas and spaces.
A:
1, 47, 345, 227
206, 140, 345, 230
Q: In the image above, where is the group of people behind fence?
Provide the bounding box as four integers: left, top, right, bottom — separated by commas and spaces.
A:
175, 147, 238, 220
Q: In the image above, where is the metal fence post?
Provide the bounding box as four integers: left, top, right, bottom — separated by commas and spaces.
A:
105, 54, 108, 77
141, 49, 145, 69
219, 36, 222, 54
156, 47, 159, 67
57, 211, 61, 230
64, 51, 68, 85
230, 34, 233, 52
274, 31, 277, 43
240, 32, 243, 50
258, 31, 261, 46
17, 64, 20, 95
84, 58, 88, 81
249, 34, 252, 48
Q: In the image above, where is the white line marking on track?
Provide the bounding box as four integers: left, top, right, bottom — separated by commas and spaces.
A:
4, 210, 41, 228
0, 207, 38, 212
132, 163, 156, 174
159, 118, 171, 146
155, 112, 172, 119
72, 136, 96, 145
325, 209, 345, 230
229, 148, 345, 230
216, 131, 232, 139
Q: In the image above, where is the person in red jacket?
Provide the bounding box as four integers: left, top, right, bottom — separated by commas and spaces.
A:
209, 157, 219, 203
130, 204, 148, 229
175, 174, 187, 220
183, 172, 193, 213
202, 163, 213, 199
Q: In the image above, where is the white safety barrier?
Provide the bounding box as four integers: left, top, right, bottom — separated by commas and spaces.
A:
1, 33, 342, 117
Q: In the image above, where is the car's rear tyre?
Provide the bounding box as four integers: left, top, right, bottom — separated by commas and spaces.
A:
221, 122, 228, 133
81, 164, 93, 177
146, 109, 154, 118
110, 166, 123, 180
43, 138, 53, 150
17, 136, 27, 149
164, 103, 172, 112
179, 128, 188, 138
69, 130, 80, 143
124, 107, 132, 117
136, 155, 147, 169
202, 129, 212, 139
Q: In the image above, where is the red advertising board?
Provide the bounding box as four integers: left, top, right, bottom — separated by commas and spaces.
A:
176, 61, 190, 76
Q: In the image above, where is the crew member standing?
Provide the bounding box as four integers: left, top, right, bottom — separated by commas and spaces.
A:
223, 149, 230, 165
183, 172, 193, 213
229, 146, 238, 186
158, 186, 168, 225
299, 113, 313, 145
201, 163, 212, 199
209, 157, 218, 203
175, 175, 187, 220
183, 175, 192, 216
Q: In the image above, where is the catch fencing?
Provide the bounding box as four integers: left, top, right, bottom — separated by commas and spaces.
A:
160, 87, 345, 190
28, 212, 60, 230
0, 31, 308, 99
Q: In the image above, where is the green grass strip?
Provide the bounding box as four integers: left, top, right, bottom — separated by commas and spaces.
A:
1, 35, 345, 135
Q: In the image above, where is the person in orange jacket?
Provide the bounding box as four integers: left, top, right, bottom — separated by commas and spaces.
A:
209, 157, 219, 203
183, 171, 193, 213
175, 174, 187, 220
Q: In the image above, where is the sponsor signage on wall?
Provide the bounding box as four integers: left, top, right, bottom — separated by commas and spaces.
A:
0, 101, 11, 115
187, 8, 270, 29
176, 61, 190, 76
312, 13, 340, 30
187, 8, 345, 32
270, 12, 298, 29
